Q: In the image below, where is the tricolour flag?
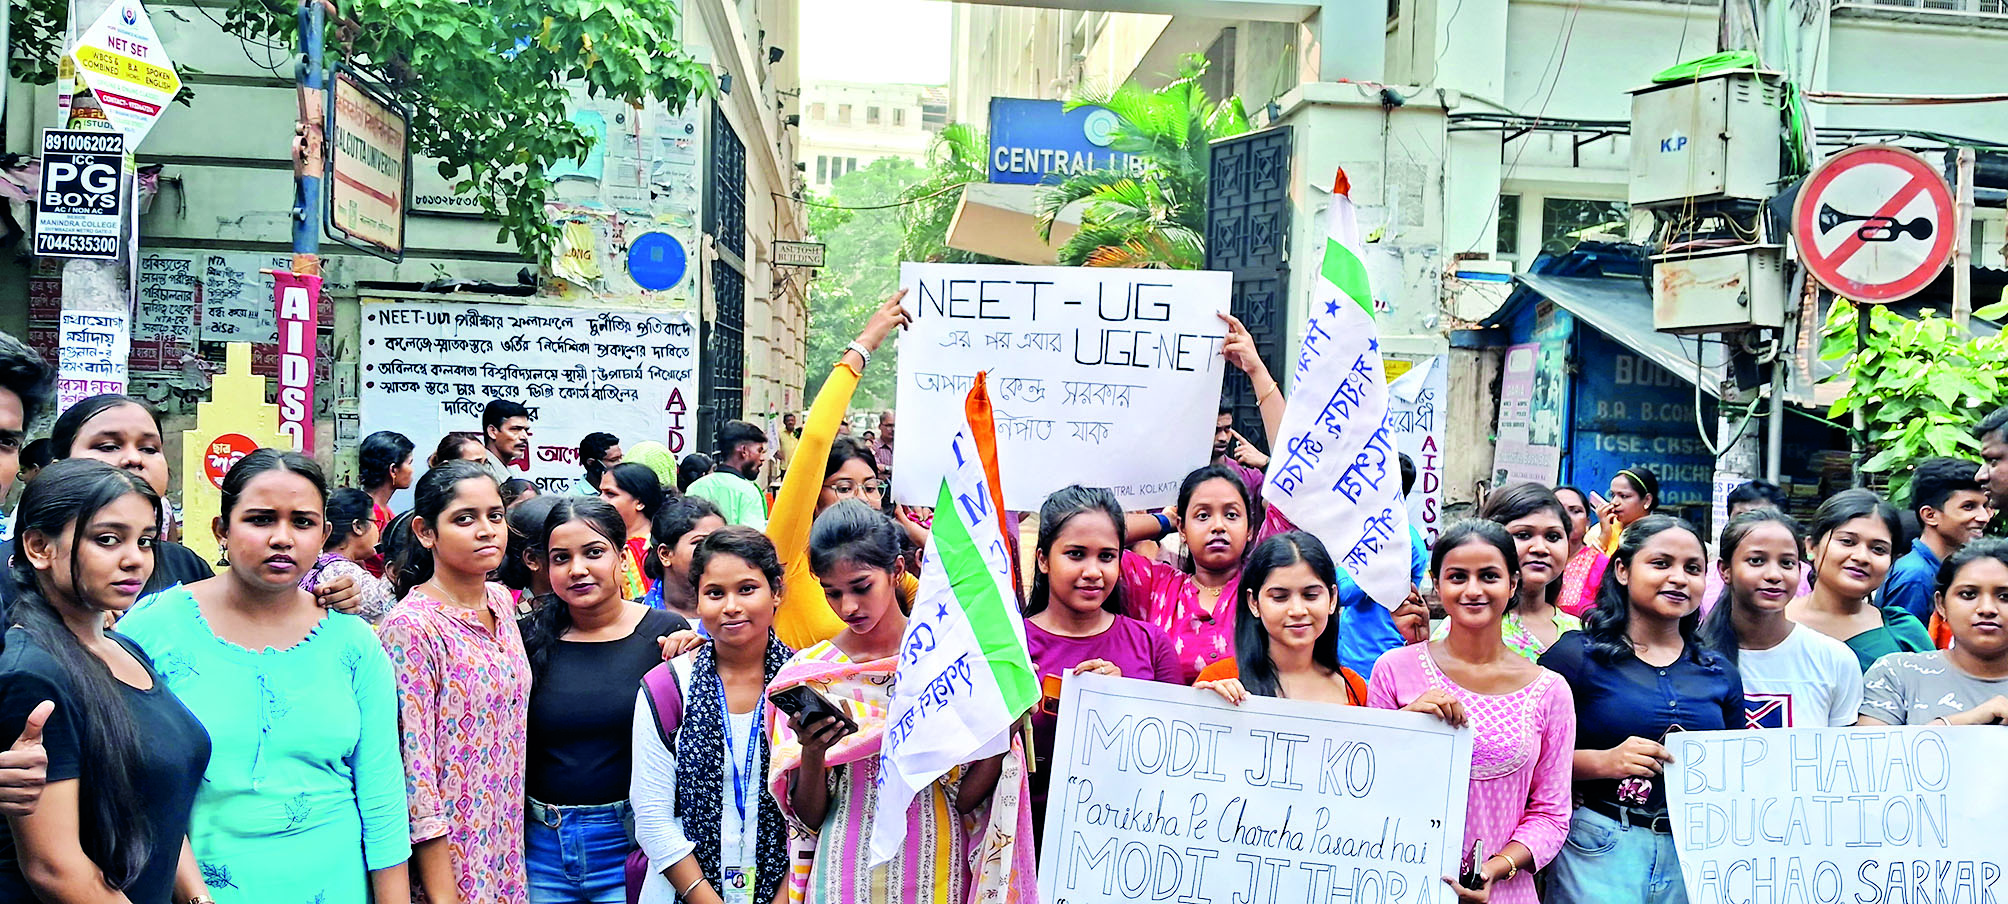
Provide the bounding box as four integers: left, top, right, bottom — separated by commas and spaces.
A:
868, 372, 1039, 864
1262, 168, 1413, 609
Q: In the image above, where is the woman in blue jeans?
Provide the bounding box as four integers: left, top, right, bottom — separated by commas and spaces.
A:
1539, 515, 1744, 904
522, 497, 690, 902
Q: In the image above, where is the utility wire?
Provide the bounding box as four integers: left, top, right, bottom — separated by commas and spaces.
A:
774, 180, 976, 212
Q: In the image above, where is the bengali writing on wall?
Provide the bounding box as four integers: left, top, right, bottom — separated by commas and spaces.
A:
1667, 727, 2007, 904
1039, 675, 1472, 904
891, 263, 1232, 510
359, 300, 700, 494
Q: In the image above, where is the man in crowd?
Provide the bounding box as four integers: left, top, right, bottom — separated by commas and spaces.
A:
1883, 457, 1992, 622
571, 431, 622, 495
482, 399, 533, 480
775, 412, 800, 478
1976, 405, 2008, 514
688, 420, 771, 529
0, 332, 55, 816
874, 409, 896, 472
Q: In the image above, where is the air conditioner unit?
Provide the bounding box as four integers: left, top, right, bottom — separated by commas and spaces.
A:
1628, 70, 1784, 208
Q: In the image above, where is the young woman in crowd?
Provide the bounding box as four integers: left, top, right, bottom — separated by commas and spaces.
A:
501, 478, 540, 509
500, 494, 561, 615
360, 430, 415, 534
601, 461, 667, 602
379, 462, 532, 904
768, 296, 912, 649
300, 488, 397, 623
767, 501, 1010, 903
1540, 515, 1743, 904
48, 395, 215, 591
1434, 483, 1580, 659
1126, 465, 1282, 683
1369, 520, 1574, 904
118, 450, 410, 903
643, 495, 726, 618
1023, 486, 1181, 835
1788, 489, 1934, 671
520, 497, 688, 903
1700, 510, 1863, 727
429, 432, 488, 469
631, 527, 794, 904
0, 459, 212, 904
1193, 532, 1368, 706
1553, 485, 1592, 560
1859, 538, 2008, 725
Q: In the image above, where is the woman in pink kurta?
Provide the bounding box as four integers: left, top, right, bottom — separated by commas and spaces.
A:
1122, 465, 1294, 683
379, 462, 531, 904
1369, 520, 1575, 904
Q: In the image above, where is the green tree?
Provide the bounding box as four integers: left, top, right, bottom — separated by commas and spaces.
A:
806, 158, 927, 409
11, 0, 712, 260
898, 123, 1006, 265
1823, 298, 2008, 500
1036, 53, 1250, 269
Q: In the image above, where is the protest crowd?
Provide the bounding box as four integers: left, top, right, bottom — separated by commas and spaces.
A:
0, 268, 2005, 904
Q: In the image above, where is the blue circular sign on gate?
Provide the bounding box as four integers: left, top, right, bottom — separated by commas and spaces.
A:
628, 232, 687, 291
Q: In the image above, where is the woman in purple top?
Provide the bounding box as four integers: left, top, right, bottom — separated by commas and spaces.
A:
1026, 486, 1181, 841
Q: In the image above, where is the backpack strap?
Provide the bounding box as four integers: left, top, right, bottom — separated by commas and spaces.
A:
640, 658, 688, 749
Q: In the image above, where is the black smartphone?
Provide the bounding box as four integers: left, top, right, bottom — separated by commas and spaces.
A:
1459, 840, 1485, 889
768, 685, 859, 736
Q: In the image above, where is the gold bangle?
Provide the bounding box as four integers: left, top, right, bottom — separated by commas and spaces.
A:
1486, 854, 1518, 882
1255, 380, 1279, 406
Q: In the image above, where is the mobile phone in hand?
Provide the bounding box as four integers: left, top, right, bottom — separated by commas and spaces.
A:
1459, 840, 1485, 889
768, 685, 858, 736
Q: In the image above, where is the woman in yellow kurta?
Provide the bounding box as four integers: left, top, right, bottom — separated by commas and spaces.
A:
770, 292, 915, 649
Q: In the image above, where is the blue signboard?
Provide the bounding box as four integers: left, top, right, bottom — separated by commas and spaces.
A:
987, 97, 1144, 185
1567, 327, 1718, 520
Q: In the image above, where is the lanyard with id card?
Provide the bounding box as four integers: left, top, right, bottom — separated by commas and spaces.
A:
721, 682, 764, 904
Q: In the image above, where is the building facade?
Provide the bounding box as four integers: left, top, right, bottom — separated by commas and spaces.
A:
0, 0, 808, 490
800, 80, 946, 188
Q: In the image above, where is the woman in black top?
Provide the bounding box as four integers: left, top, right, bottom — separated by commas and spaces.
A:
520, 496, 689, 902
1540, 514, 1743, 904
0, 459, 212, 903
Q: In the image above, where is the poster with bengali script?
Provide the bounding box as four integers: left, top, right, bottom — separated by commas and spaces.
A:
199, 252, 289, 343
1388, 355, 1447, 548
359, 300, 700, 494
135, 251, 200, 371
57, 309, 129, 411
892, 263, 1231, 510
1667, 726, 2008, 904
1040, 674, 1472, 904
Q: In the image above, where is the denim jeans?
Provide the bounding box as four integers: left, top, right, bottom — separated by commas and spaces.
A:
1546, 805, 1689, 904
526, 799, 634, 904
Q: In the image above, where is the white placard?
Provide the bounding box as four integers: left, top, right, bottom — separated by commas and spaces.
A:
1039, 674, 1472, 904
57, 309, 130, 411
1668, 726, 2008, 904
200, 253, 288, 342
359, 300, 700, 495
135, 251, 199, 342
1389, 356, 1448, 550
892, 263, 1232, 511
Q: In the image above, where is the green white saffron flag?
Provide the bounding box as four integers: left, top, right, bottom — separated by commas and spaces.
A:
868, 397, 1037, 865
1263, 168, 1413, 609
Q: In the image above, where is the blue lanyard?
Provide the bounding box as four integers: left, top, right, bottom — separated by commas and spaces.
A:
718, 680, 764, 823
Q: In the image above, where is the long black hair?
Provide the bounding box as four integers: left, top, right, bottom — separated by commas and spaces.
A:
647, 495, 723, 584
8, 459, 160, 889
521, 496, 628, 671
604, 461, 665, 521
808, 499, 904, 578
1430, 519, 1522, 612
1583, 514, 1718, 666
1027, 485, 1127, 617
358, 431, 414, 491
325, 488, 376, 553
49, 394, 156, 459
1700, 509, 1807, 664
1173, 463, 1258, 573
1806, 488, 1905, 589
1233, 531, 1348, 699
497, 494, 560, 592
391, 461, 497, 599
678, 453, 716, 492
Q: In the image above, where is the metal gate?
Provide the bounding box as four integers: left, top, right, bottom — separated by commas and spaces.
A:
1204, 127, 1294, 446
700, 102, 748, 451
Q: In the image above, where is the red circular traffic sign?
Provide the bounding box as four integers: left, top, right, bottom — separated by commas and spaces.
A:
1791, 145, 1954, 303
202, 433, 258, 488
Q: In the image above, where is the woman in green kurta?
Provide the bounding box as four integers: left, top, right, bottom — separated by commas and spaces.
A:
118, 449, 411, 903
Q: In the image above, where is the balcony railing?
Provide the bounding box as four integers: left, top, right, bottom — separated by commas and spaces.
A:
1835, 0, 2008, 23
